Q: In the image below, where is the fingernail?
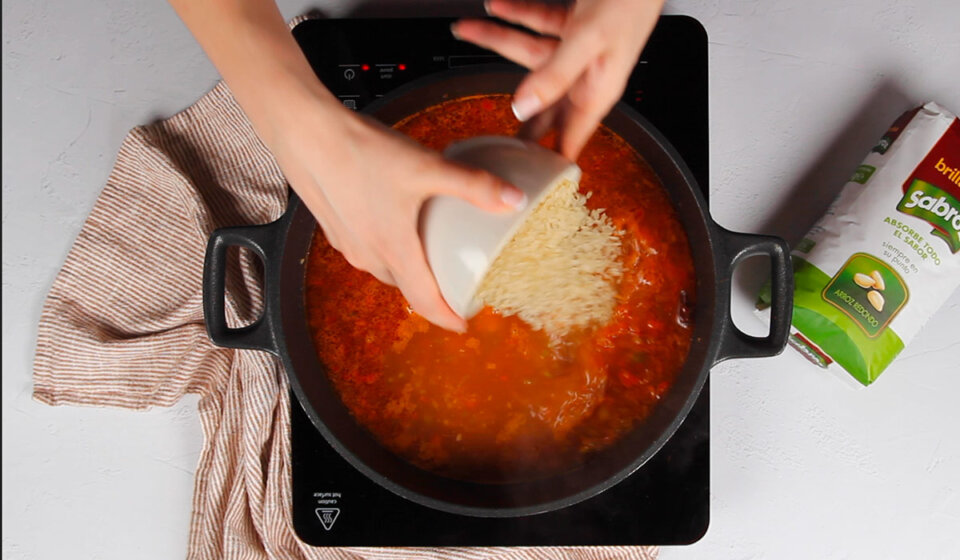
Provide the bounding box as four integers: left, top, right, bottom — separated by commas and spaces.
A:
483, 0, 494, 15
446, 318, 468, 333
511, 93, 542, 122
500, 186, 527, 210
450, 23, 462, 40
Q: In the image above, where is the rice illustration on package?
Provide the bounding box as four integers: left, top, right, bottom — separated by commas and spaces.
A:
758, 102, 960, 385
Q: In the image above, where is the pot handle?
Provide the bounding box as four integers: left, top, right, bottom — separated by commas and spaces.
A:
202, 221, 282, 355
713, 227, 793, 364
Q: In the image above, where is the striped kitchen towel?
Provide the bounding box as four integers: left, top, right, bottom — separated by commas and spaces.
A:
31, 66, 658, 560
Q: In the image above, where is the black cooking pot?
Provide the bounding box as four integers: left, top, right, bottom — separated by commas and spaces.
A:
203, 68, 793, 517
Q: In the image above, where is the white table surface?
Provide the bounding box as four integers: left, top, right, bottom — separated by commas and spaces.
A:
3, 1, 959, 558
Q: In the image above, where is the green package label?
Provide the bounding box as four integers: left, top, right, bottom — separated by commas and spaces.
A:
822, 253, 908, 338
791, 259, 905, 385
896, 179, 960, 253
850, 164, 876, 184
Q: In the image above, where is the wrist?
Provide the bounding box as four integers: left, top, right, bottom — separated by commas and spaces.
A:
248, 69, 346, 146
168, 0, 357, 172
204, 23, 345, 150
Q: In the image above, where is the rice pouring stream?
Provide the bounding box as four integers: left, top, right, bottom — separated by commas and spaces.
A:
476, 178, 624, 338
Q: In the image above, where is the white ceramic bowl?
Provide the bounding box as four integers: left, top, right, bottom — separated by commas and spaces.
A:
421, 136, 581, 320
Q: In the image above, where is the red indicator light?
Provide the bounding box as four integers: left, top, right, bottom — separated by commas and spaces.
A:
361, 64, 370, 71
398, 63, 407, 71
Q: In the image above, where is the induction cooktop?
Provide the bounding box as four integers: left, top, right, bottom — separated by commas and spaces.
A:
289, 15, 709, 546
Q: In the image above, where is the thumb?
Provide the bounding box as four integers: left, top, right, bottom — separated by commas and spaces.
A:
433, 162, 528, 213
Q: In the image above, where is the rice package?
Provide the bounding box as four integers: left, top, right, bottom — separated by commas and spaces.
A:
758, 102, 960, 385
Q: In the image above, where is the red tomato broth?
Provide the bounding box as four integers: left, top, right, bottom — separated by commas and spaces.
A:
304, 95, 696, 482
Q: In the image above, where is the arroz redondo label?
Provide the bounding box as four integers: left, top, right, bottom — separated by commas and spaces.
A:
759, 102, 960, 385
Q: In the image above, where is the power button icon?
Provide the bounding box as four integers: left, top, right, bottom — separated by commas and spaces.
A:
344, 68, 356, 80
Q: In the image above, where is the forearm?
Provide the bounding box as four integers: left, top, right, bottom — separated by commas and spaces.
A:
168, 0, 342, 147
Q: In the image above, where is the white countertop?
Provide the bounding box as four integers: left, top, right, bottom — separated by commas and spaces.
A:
3, 1, 959, 558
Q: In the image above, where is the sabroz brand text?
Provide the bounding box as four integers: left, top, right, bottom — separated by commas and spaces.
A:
901, 187, 960, 231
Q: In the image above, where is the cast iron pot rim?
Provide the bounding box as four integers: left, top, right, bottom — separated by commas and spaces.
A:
292, 67, 715, 516
203, 66, 792, 518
